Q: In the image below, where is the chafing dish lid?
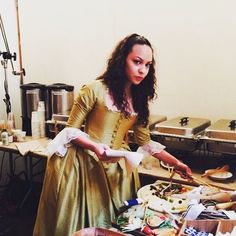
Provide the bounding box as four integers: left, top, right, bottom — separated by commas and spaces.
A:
154, 116, 211, 137
205, 119, 236, 141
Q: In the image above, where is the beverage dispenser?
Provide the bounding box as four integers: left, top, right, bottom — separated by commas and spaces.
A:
45, 83, 74, 120
20, 83, 46, 135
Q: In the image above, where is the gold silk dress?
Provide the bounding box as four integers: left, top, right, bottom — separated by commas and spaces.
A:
33, 80, 152, 236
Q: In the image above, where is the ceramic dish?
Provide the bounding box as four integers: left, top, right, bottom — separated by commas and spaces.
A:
160, 161, 174, 170
209, 171, 233, 181
137, 181, 191, 213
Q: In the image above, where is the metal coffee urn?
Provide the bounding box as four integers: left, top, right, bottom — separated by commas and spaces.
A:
45, 83, 74, 138
45, 83, 74, 120
20, 83, 46, 135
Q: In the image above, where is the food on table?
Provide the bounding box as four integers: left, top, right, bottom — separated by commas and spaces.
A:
200, 186, 220, 196
137, 181, 192, 213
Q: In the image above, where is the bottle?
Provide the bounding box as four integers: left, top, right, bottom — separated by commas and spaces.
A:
123, 198, 143, 207
1, 128, 9, 145
7, 112, 16, 129
0, 120, 5, 141
31, 111, 40, 139
6, 114, 14, 143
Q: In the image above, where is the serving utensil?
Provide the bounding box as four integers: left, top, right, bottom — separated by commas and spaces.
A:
160, 167, 175, 195
191, 176, 214, 188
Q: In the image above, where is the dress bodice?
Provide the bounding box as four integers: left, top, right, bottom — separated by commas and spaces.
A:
85, 101, 136, 149
67, 80, 151, 149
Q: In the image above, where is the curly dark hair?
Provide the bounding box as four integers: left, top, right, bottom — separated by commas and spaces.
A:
97, 33, 157, 126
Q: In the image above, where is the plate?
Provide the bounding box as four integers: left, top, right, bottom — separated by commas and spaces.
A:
137, 181, 191, 213
160, 161, 174, 170
209, 171, 233, 181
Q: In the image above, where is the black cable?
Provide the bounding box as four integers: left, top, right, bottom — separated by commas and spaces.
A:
0, 151, 6, 183
0, 14, 12, 114
0, 13, 15, 71
0, 152, 10, 188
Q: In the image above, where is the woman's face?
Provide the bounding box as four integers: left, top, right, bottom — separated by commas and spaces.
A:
125, 44, 153, 86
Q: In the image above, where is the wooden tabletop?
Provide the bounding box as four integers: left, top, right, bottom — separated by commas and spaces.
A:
0, 136, 49, 157
1, 137, 235, 190
138, 163, 236, 191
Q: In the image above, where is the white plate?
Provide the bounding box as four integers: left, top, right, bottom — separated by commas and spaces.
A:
160, 161, 174, 170
137, 182, 191, 213
209, 171, 233, 181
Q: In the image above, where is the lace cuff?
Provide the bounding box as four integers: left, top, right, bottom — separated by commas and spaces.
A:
137, 140, 165, 156
46, 127, 88, 157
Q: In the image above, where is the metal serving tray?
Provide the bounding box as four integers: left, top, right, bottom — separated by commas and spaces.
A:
154, 116, 211, 137
205, 119, 236, 142
151, 116, 211, 152
204, 119, 236, 155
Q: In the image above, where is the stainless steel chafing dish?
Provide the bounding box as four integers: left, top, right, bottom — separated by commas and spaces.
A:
46, 114, 69, 138
203, 119, 236, 155
46, 114, 86, 139
151, 116, 211, 152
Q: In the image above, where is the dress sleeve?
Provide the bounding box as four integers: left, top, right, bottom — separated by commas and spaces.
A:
133, 124, 166, 155
137, 140, 165, 156
46, 127, 89, 157
67, 82, 98, 128
133, 124, 151, 146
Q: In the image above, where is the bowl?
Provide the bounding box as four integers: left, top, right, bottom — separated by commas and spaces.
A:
209, 171, 233, 181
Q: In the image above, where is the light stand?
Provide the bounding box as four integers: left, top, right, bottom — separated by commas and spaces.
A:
0, 51, 17, 116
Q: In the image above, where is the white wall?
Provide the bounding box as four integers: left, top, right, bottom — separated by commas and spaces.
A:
0, 0, 236, 128
0, 0, 20, 124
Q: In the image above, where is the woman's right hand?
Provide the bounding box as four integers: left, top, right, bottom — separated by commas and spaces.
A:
93, 143, 121, 163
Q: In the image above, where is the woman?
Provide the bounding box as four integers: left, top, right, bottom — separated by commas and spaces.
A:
33, 33, 192, 236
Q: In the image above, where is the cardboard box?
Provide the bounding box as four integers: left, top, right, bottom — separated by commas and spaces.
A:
72, 227, 126, 236
178, 220, 219, 236
217, 220, 236, 235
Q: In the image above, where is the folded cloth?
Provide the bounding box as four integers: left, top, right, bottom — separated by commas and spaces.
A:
105, 150, 144, 174
15, 140, 46, 156
183, 203, 206, 220
46, 127, 88, 157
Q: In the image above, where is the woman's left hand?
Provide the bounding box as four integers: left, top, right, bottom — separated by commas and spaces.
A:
153, 149, 193, 180
174, 162, 193, 180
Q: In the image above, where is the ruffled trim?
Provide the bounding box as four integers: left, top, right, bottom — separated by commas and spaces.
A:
105, 89, 137, 116
137, 140, 165, 156
46, 127, 88, 157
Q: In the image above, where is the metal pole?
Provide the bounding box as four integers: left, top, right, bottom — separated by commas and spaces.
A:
15, 0, 24, 85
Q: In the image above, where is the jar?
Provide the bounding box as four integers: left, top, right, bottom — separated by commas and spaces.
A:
1, 129, 9, 145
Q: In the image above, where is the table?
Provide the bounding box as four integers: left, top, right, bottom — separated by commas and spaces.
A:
1, 137, 236, 192
138, 163, 236, 191
0, 137, 49, 208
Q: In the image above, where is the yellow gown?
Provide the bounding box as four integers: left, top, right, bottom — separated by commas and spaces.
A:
33, 80, 152, 236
